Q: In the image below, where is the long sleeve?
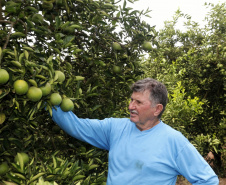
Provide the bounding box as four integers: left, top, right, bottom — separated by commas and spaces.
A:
52, 106, 111, 150
176, 142, 219, 185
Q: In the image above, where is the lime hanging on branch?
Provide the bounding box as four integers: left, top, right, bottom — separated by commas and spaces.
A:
60, 98, 74, 112
50, 93, 62, 106
13, 80, 29, 95
113, 65, 121, 73
0, 162, 9, 176
142, 41, 152, 51
112, 42, 122, 51
0, 69, 9, 85
40, 82, 52, 96
27, 86, 42, 102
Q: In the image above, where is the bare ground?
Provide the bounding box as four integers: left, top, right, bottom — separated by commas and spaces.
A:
176, 176, 226, 185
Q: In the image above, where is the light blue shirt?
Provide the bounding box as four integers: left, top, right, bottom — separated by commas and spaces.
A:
52, 107, 219, 185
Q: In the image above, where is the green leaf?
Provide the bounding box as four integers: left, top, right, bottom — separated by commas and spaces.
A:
13, 173, 26, 180
75, 76, 85, 81
88, 164, 99, 171
72, 175, 85, 181
123, 0, 126, 9
60, 21, 70, 29
29, 172, 46, 183
2, 181, 17, 185
55, 16, 61, 29
17, 153, 24, 173
63, 36, 75, 46
116, 11, 120, 18
91, 105, 102, 112
52, 155, 57, 169
11, 32, 25, 38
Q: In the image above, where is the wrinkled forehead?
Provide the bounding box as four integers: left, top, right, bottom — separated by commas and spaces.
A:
131, 90, 151, 99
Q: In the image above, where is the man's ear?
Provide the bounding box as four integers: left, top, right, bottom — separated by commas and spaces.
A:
154, 104, 163, 117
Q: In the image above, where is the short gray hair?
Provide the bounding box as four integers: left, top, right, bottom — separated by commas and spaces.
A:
131, 78, 168, 118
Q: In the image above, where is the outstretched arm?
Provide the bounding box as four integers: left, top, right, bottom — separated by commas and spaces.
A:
52, 106, 111, 150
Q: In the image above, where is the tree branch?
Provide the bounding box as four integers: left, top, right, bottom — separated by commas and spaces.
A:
2, 21, 14, 50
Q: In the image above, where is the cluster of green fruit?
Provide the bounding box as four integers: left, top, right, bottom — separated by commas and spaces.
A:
0, 69, 74, 112
111, 41, 152, 74
112, 41, 152, 52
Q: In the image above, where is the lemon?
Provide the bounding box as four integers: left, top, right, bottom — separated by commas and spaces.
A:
50, 93, 62, 106
60, 98, 74, 112
14, 80, 29, 95
0, 69, 9, 85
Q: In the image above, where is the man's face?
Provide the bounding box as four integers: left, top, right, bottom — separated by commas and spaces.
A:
128, 90, 157, 127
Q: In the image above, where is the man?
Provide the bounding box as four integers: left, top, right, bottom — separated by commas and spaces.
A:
52, 78, 219, 185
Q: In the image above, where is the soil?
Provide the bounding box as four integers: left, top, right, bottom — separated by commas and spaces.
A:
176, 176, 226, 185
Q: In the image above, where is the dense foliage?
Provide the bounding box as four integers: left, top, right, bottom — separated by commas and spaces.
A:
141, 2, 226, 176
0, 0, 152, 184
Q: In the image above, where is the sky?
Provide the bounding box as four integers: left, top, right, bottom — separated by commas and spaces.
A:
124, 0, 224, 31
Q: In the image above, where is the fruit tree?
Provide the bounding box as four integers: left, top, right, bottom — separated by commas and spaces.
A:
0, 0, 155, 183
141, 3, 226, 176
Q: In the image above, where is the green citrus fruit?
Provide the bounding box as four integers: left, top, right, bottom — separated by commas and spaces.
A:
0, 112, 6, 124
112, 42, 122, 51
14, 152, 29, 165
55, 71, 65, 82
0, 69, 9, 85
27, 86, 42, 102
40, 82, 51, 96
113, 65, 121, 73
0, 162, 9, 176
14, 80, 29, 95
60, 98, 74, 112
223, 47, 226, 51
50, 93, 62, 106
99, 61, 106, 67
142, 41, 152, 51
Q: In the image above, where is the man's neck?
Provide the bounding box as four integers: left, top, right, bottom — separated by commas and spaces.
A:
136, 119, 160, 131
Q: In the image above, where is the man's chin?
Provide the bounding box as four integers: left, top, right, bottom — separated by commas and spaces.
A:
130, 117, 138, 124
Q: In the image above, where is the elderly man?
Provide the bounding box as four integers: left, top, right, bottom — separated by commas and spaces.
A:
52, 78, 219, 185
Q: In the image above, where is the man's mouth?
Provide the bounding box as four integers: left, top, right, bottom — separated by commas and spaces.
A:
130, 110, 138, 116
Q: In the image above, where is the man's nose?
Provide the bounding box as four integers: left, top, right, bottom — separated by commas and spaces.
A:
129, 101, 135, 109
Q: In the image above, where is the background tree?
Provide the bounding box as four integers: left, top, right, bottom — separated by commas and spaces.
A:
142, 2, 226, 176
